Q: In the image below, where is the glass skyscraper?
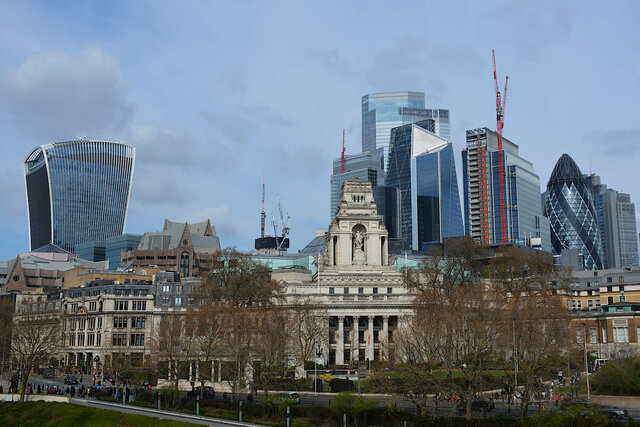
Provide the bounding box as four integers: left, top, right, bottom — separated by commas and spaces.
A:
24, 140, 135, 253
544, 154, 603, 270
361, 91, 450, 170
386, 120, 463, 250
462, 128, 551, 252
585, 173, 639, 268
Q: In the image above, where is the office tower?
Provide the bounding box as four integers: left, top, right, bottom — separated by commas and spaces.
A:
24, 140, 135, 253
361, 91, 450, 169
585, 173, 639, 268
462, 128, 551, 251
330, 151, 400, 238
544, 154, 603, 270
386, 120, 463, 250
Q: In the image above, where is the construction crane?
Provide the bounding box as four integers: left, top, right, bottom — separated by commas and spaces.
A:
492, 49, 509, 244
260, 176, 266, 238
341, 129, 346, 173
271, 212, 278, 237
276, 194, 290, 251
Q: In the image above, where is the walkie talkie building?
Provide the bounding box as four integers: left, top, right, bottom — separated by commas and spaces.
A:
24, 140, 135, 253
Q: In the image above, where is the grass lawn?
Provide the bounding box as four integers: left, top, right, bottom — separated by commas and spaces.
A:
0, 402, 195, 426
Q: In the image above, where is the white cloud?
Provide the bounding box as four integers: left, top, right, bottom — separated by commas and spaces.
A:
0, 47, 133, 139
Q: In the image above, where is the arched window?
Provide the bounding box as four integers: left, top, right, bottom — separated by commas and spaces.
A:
180, 252, 190, 277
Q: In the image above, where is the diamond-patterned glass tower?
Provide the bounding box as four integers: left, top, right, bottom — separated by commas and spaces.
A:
544, 154, 603, 269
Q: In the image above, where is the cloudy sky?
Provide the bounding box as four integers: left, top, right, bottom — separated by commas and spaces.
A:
1, 0, 639, 260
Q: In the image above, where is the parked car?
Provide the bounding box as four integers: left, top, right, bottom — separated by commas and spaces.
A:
42, 369, 55, 379
597, 404, 631, 421
187, 386, 215, 399
65, 375, 79, 385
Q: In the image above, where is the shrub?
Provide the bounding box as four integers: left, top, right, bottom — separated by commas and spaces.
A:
329, 392, 378, 427
330, 378, 355, 392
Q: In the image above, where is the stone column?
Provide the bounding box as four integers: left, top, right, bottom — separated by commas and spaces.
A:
189, 361, 193, 381
217, 360, 222, 382
211, 362, 215, 384
353, 316, 360, 361
195, 361, 200, 382
368, 317, 374, 360
382, 316, 389, 360
168, 361, 172, 380
337, 316, 344, 364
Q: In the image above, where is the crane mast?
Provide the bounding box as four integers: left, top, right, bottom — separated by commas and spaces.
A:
492, 49, 509, 244
341, 129, 346, 173
260, 176, 266, 238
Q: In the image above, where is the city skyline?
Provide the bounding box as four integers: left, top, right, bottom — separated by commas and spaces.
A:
1, 1, 640, 260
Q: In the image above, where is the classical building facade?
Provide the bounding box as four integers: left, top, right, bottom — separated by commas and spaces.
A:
277, 178, 414, 365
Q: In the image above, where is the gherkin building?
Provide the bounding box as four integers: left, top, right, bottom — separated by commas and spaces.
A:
544, 154, 603, 270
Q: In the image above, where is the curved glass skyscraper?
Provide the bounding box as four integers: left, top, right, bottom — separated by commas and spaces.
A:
24, 140, 135, 253
544, 154, 603, 270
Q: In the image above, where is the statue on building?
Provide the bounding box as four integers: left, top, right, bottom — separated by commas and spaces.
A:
353, 227, 366, 265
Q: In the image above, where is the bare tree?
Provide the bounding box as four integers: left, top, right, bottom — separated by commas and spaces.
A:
491, 246, 572, 416
11, 297, 60, 402
406, 237, 501, 421
0, 297, 14, 376
253, 306, 291, 393
152, 313, 190, 408
287, 297, 327, 376
185, 301, 224, 402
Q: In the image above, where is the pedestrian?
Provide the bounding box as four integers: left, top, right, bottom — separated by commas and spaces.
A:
0, 385, 4, 394
554, 394, 559, 406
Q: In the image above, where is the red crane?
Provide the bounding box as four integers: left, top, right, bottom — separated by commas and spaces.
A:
492, 49, 509, 244
341, 128, 346, 173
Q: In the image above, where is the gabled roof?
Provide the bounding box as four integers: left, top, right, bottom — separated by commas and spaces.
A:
138, 219, 219, 251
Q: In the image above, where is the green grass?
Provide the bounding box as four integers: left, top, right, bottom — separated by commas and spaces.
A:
0, 402, 195, 426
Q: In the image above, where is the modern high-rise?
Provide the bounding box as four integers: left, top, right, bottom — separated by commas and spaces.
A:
544, 154, 603, 270
386, 120, 464, 250
585, 174, 639, 268
462, 128, 551, 251
24, 140, 135, 253
330, 151, 401, 238
361, 91, 450, 169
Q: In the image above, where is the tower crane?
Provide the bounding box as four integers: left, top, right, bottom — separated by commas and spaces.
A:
276, 194, 290, 251
271, 212, 278, 238
260, 176, 266, 238
492, 49, 509, 244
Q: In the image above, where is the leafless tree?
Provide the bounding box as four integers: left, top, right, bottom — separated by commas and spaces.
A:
287, 297, 328, 375
152, 313, 190, 408
11, 297, 60, 402
0, 297, 14, 376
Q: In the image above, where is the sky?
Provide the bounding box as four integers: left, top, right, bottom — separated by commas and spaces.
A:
1, 0, 639, 260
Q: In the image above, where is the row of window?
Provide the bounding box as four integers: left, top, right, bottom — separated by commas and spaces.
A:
115, 300, 147, 311
69, 317, 102, 330
572, 295, 625, 309
112, 333, 145, 346
329, 287, 393, 295
160, 296, 195, 305
160, 284, 193, 294
69, 333, 102, 347
577, 326, 638, 344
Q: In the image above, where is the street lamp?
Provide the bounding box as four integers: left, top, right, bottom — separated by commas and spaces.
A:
314, 346, 323, 397
582, 322, 590, 400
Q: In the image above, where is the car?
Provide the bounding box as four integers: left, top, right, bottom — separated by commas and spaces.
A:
65, 375, 79, 385
187, 386, 215, 399
42, 369, 55, 379
597, 404, 631, 421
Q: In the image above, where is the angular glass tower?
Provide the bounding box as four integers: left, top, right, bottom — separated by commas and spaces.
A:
544, 154, 603, 270
386, 120, 463, 250
24, 140, 135, 253
362, 91, 450, 170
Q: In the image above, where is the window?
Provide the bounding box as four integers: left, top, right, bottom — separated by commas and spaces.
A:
115, 300, 129, 311
607, 277, 612, 283
113, 317, 128, 329
70, 334, 76, 346
78, 334, 85, 346
387, 287, 392, 295
608, 297, 614, 305
329, 287, 334, 295
132, 317, 146, 329
88, 318, 96, 330
588, 300, 593, 308
576, 300, 582, 308
89, 302, 97, 311
589, 327, 597, 343
88, 334, 95, 346
112, 334, 127, 346
96, 333, 101, 346
595, 300, 601, 307
187, 297, 194, 305
130, 333, 145, 346
175, 297, 182, 305
344, 287, 349, 295
162, 296, 170, 304
162, 284, 170, 293
132, 301, 146, 311
614, 327, 629, 343
619, 276, 624, 283
602, 327, 608, 343
373, 288, 378, 294
576, 329, 584, 343
180, 252, 190, 277
572, 300, 576, 309
175, 285, 182, 294
358, 287, 364, 294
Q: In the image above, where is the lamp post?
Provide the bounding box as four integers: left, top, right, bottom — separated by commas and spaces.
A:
582, 322, 590, 400
314, 346, 323, 397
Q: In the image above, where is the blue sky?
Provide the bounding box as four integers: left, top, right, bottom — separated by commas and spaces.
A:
1, 0, 639, 260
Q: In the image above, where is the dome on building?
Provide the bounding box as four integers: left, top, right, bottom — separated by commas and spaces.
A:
544, 154, 603, 270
